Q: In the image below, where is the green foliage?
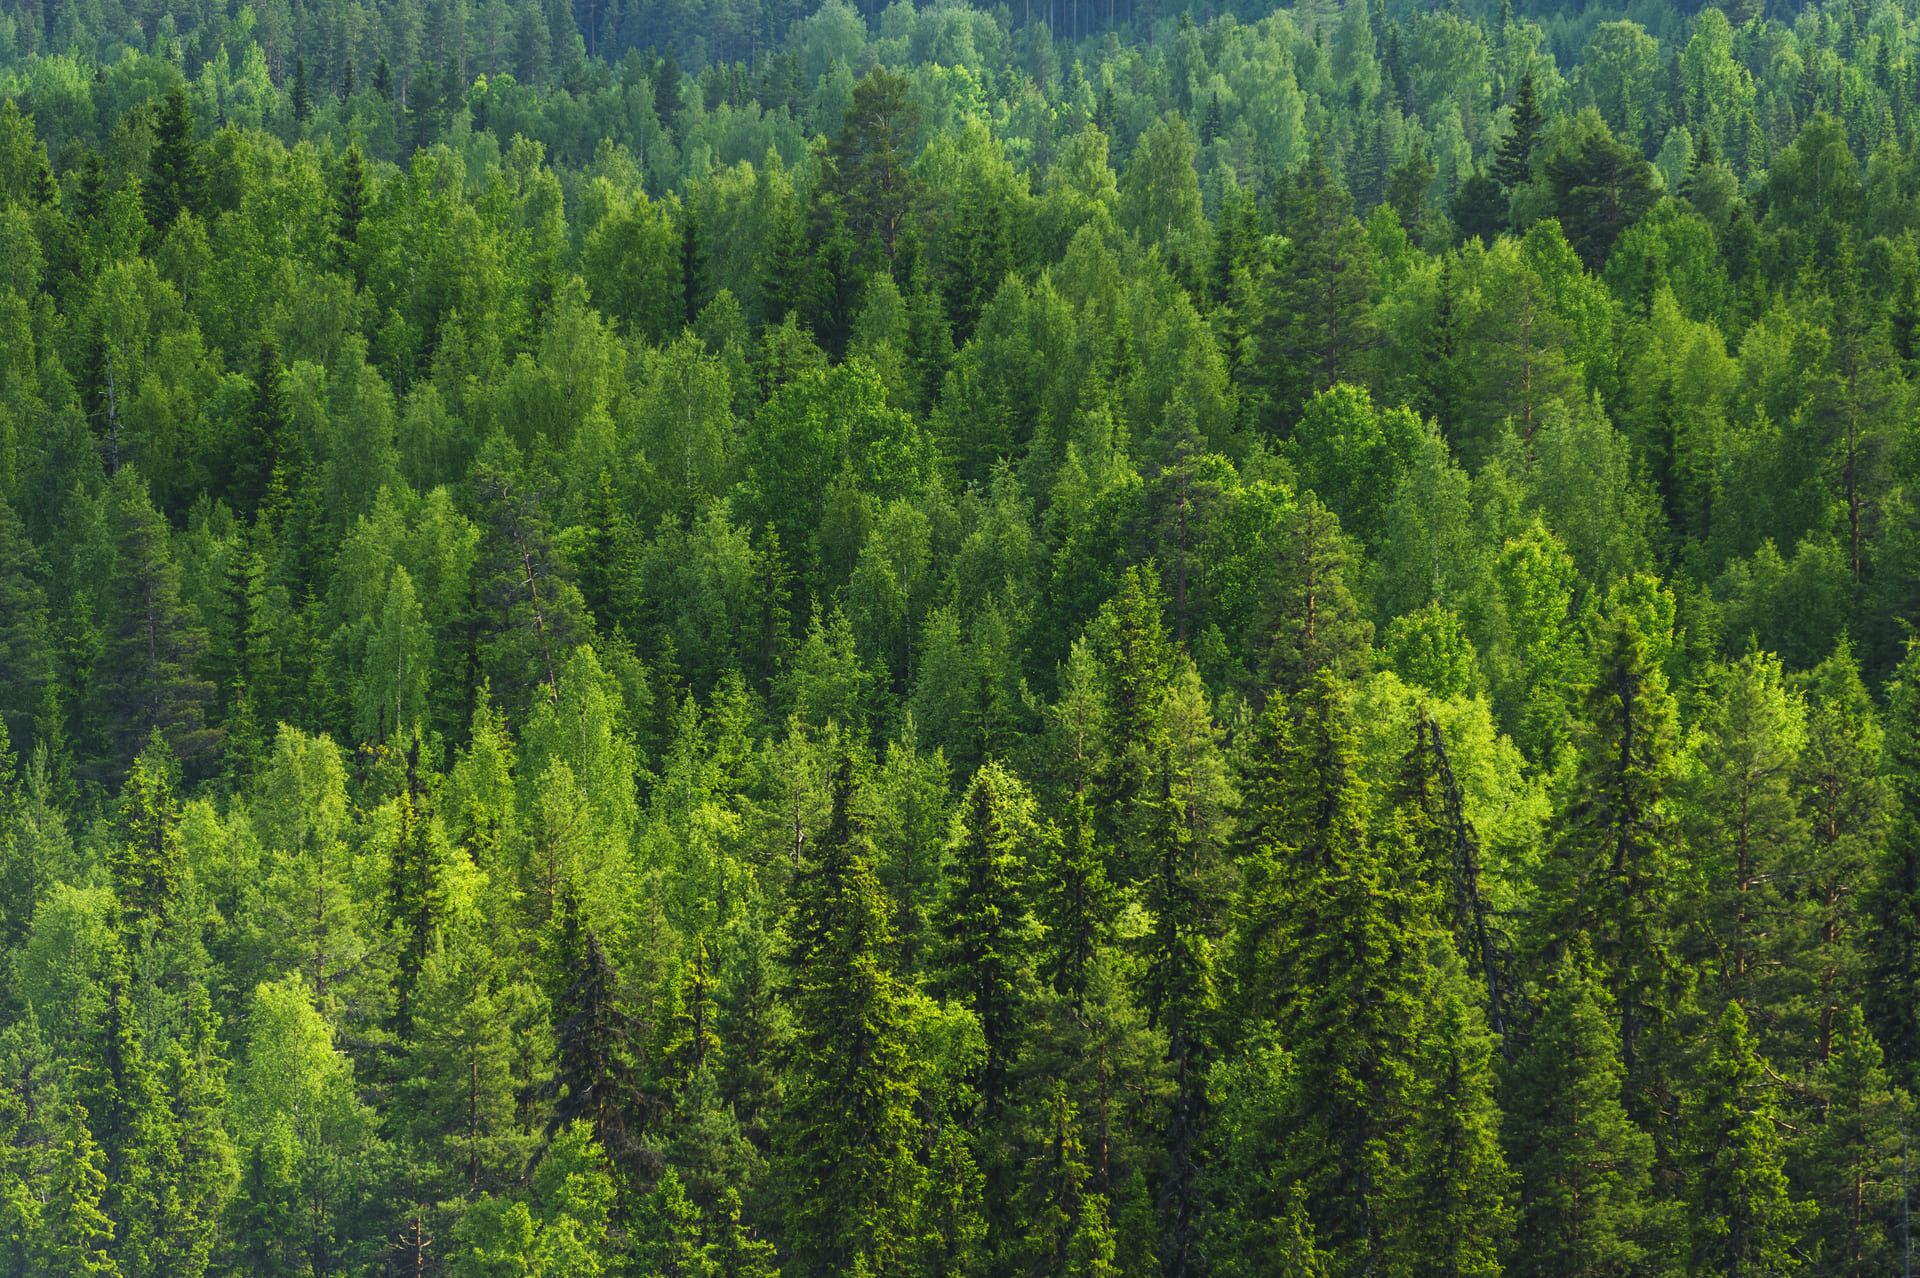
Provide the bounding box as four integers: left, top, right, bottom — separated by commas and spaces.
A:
0, 6, 1918, 1270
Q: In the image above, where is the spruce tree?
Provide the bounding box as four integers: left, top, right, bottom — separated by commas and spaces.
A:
1865, 637, 1920, 1088
0, 494, 49, 759
1503, 946, 1663, 1278
290, 57, 312, 124
108, 734, 182, 939
1684, 1001, 1810, 1277
1799, 1007, 1906, 1277
909, 1125, 986, 1278
660, 938, 722, 1088
144, 87, 201, 237
334, 144, 368, 279
1257, 494, 1372, 699
89, 470, 215, 781
1545, 617, 1685, 1099
1797, 642, 1889, 1062
634, 1167, 718, 1278
1021, 1085, 1107, 1277
386, 791, 445, 1042
711, 1188, 780, 1278
779, 755, 920, 1278
1493, 72, 1543, 190
936, 761, 1033, 1108
1259, 141, 1377, 428
1382, 981, 1512, 1277
232, 341, 289, 520
545, 932, 651, 1168
35, 1107, 118, 1276
1036, 794, 1121, 1012
1685, 652, 1808, 1026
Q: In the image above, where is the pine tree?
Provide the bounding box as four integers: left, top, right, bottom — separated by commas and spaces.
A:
779, 755, 921, 1278
1685, 1001, 1810, 1277
936, 761, 1032, 1108
372, 55, 393, 100
1503, 946, 1662, 1278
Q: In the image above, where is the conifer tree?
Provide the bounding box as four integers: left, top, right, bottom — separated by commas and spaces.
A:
660, 938, 722, 1088
936, 761, 1032, 1107
90, 470, 215, 781
290, 57, 313, 124
1503, 946, 1662, 1278
35, 1107, 118, 1276
1685, 652, 1808, 1024
908, 1125, 986, 1278
1494, 72, 1543, 190
471, 464, 588, 717
546, 932, 651, 1168
1684, 1001, 1810, 1277
1037, 794, 1121, 1012
1865, 637, 1920, 1088
387, 789, 445, 1042
1544, 617, 1684, 1097
1799, 1007, 1906, 1277
1382, 982, 1511, 1277
1021, 1085, 1109, 1277
232, 341, 290, 520
0, 495, 47, 753
1258, 141, 1376, 428
1797, 641, 1888, 1062
334, 144, 369, 279
1257, 495, 1371, 699
711, 1188, 781, 1278
779, 755, 920, 1278
634, 1167, 718, 1278
108, 733, 182, 938
144, 87, 201, 237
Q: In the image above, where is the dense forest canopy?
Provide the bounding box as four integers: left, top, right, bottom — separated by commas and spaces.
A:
4, 0, 1920, 1271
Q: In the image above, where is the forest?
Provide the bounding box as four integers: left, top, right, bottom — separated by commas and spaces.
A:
2, 0, 1920, 1269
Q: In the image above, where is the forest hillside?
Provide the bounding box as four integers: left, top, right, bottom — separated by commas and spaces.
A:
1, 0, 1920, 1271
